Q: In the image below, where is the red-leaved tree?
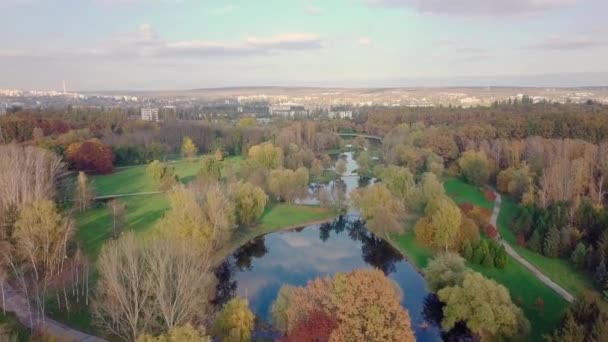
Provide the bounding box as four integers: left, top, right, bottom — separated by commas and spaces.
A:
281, 311, 338, 342
67, 140, 114, 174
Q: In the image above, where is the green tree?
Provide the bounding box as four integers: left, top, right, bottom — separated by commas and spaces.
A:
571, 243, 587, 270
147, 160, 179, 191
423, 252, 468, 292
458, 150, 490, 186
248, 142, 283, 169
426, 196, 462, 251
215, 298, 255, 342
350, 183, 406, 239
438, 272, 530, 341
376, 165, 415, 202
527, 230, 542, 253
181, 136, 198, 159
543, 227, 561, 257
230, 181, 268, 226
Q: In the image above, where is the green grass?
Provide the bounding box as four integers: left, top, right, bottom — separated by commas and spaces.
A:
0, 312, 30, 342
258, 203, 336, 230
444, 177, 494, 210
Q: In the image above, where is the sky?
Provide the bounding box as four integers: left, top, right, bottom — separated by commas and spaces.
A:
1, 0, 607, 90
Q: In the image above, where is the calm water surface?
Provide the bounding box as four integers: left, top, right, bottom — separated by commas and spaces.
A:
217, 152, 442, 341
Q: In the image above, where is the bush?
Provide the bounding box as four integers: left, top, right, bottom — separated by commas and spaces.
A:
484, 190, 496, 202
459, 202, 474, 214
484, 224, 498, 239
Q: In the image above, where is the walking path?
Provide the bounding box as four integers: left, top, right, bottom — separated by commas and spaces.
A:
93, 191, 162, 200
491, 192, 575, 303
1, 282, 107, 341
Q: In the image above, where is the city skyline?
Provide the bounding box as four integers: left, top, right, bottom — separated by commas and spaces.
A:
1, 0, 607, 90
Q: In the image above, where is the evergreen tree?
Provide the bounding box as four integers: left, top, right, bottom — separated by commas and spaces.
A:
495, 246, 508, 269
543, 227, 561, 257
527, 230, 542, 253
570, 243, 587, 270
462, 241, 473, 261
482, 252, 495, 268
593, 257, 608, 289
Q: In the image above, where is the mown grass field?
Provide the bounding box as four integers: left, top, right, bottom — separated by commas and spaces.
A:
389, 178, 569, 341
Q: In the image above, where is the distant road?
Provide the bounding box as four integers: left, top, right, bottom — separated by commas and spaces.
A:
491, 192, 575, 303
337, 133, 383, 142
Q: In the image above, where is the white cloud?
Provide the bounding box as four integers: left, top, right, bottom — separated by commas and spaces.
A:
0, 25, 324, 60
526, 35, 607, 50
358, 36, 371, 45
305, 4, 323, 14
365, 0, 576, 16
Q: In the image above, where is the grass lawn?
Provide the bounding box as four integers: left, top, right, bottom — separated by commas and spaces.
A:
444, 177, 494, 210
0, 312, 30, 342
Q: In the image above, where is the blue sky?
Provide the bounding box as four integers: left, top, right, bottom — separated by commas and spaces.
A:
1, 0, 607, 90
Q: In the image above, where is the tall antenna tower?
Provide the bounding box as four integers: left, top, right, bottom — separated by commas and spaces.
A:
62, 80, 67, 94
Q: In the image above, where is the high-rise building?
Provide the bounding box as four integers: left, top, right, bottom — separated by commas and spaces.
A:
141, 107, 160, 121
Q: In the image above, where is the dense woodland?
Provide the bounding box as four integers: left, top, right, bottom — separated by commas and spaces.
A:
0, 102, 607, 341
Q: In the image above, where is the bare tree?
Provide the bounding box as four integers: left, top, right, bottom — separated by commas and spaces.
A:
74, 171, 95, 213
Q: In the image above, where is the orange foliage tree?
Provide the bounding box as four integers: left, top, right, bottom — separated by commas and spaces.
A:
67, 139, 114, 174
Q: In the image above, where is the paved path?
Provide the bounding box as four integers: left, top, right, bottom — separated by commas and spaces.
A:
1, 282, 107, 341
491, 192, 575, 303
94, 191, 162, 200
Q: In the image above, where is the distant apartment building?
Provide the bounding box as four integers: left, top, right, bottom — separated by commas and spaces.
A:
0, 106, 6, 116
269, 103, 310, 118
141, 107, 160, 121
328, 107, 353, 119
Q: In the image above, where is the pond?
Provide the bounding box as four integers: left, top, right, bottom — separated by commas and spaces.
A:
216, 152, 441, 341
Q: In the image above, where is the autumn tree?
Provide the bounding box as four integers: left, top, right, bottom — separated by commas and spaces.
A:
13, 199, 74, 323
138, 324, 210, 342
107, 199, 126, 239
181, 136, 198, 159
376, 165, 415, 202
281, 310, 337, 342
230, 181, 268, 226
214, 297, 255, 342
355, 151, 371, 177
350, 183, 406, 239
147, 160, 179, 191
310, 158, 323, 180
438, 272, 530, 341
458, 150, 489, 186
268, 168, 309, 203
67, 139, 115, 174
74, 171, 95, 213
248, 142, 283, 169
335, 159, 347, 177
198, 156, 222, 182
424, 252, 468, 292
415, 196, 462, 251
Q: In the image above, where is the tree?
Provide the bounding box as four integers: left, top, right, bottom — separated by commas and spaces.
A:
543, 227, 561, 257
214, 297, 255, 342
138, 324, 210, 342
281, 310, 337, 342
328, 269, 415, 341
107, 199, 126, 239
335, 159, 347, 177
230, 181, 268, 226
13, 199, 74, 322
355, 151, 371, 177
271, 285, 296, 332
147, 160, 179, 191
248, 142, 283, 169
93, 233, 152, 341
67, 139, 115, 174
268, 168, 309, 203
181, 136, 198, 159
417, 196, 462, 251
438, 272, 530, 341
527, 230, 542, 253
198, 156, 222, 182
571, 243, 587, 270
311, 158, 323, 180
458, 150, 489, 186
423, 253, 468, 292
74, 171, 94, 213
376, 165, 415, 202
350, 183, 406, 239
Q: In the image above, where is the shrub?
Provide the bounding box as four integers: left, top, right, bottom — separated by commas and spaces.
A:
484, 224, 498, 239
459, 202, 474, 214
484, 190, 496, 202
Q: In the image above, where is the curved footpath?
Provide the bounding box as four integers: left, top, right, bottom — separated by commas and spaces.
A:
491, 192, 575, 303
1, 282, 107, 341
